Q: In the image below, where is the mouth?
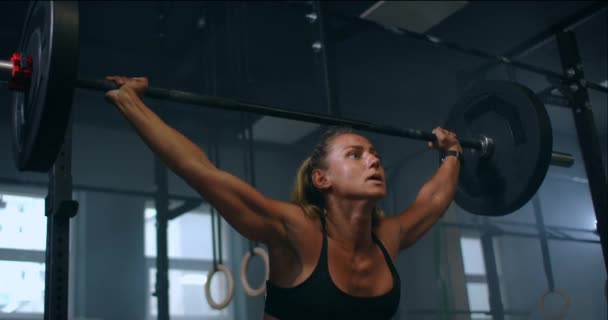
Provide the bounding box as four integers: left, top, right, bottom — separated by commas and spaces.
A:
367, 174, 384, 182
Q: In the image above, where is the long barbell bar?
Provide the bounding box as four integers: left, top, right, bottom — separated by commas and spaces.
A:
0, 60, 574, 167
80, 79, 576, 167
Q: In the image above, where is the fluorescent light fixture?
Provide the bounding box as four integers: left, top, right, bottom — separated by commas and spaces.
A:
360, 1, 387, 18
360, 1, 469, 33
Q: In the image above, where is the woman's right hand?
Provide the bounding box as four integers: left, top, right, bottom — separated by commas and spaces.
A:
105, 76, 149, 102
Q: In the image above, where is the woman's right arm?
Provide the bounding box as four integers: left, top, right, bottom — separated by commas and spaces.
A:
105, 76, 298, 244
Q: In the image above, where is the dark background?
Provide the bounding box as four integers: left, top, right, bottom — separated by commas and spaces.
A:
0, 1, 605, 319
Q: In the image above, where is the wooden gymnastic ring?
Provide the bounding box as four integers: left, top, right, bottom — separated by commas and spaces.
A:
240, 247, 270, 296
204, 264, 235, 309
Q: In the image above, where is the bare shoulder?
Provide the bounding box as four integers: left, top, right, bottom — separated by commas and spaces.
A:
265, 203, 323, 277
266, 201, 321, 247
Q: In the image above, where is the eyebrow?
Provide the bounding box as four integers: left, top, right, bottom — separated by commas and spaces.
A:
343, 145, 379, 154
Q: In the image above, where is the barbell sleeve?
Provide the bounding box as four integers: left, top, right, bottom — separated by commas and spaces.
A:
0, 60, 12, 73
550, 151, 575, 168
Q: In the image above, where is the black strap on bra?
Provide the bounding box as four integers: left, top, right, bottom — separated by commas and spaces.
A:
321, 215, 395, 276
371, 233, 398, 277
372, 233, 390, 262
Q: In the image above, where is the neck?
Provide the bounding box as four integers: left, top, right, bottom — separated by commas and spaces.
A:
324, 197, 375, 252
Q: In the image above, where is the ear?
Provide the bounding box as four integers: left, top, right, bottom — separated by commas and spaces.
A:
311, 168, 331, 191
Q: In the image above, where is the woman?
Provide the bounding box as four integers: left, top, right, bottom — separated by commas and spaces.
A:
105, 76, 462, 319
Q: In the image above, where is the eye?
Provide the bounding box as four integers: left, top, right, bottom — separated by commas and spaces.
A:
347, 151, 361, 159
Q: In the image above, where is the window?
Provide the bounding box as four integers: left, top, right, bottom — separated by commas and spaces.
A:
0, 193, 47, 317
460, 236, 492, 320
148, 268, 228, 317
0, 260, 45, 314
144, 203, 231, 319
0, 194, 46, 251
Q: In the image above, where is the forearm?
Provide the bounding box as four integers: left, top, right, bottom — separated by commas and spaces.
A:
415, 155, 461, 216
113, 88, 214, 173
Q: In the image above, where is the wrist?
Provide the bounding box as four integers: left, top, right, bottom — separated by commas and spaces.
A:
441, 149, 463, 164
447, 145, 463, 153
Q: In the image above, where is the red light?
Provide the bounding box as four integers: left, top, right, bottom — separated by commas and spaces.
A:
8, 53, 32, 92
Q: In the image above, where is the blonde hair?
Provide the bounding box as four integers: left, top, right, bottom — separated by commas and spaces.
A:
291, 127, 384, 227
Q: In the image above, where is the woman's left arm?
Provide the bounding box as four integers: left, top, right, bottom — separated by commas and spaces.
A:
394, 127, 461, 250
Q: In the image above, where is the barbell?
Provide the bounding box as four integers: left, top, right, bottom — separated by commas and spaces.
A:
2, 1, 575, 216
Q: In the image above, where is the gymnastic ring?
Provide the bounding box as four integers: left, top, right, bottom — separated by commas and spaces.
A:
537, 288, 571, 319
204, 264, 235, 309
240, 247, 270, 297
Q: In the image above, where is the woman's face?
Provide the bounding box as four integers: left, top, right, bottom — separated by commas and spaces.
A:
317, 133, 386, 200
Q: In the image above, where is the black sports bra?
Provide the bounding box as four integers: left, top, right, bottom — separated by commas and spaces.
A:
264, 222, 400, 319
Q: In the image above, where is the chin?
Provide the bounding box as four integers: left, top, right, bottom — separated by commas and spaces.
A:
368, 189, 387, 200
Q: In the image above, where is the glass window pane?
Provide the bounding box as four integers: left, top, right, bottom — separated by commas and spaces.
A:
0, 194, 46, 251
145, 209, 226, 260
460, 237, 486, 275
144, 208, 157, 257
471, 312, 492, 320
467, 282, 491, 315
148, 268, 230, 317
0, 260, 45, 314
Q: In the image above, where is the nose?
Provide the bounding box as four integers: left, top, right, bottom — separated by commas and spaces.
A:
368, 153, 381, 169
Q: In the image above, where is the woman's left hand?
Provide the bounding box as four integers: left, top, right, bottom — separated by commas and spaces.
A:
428, 127, 463, 153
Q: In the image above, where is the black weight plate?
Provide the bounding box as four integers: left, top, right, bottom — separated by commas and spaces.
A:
11, 1, 79, 172
445, 80, 553, 216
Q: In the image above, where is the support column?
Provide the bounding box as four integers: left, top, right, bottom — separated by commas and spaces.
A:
154, 159, 170, 320
44, 120, 79, 320
556, 31, 608, 277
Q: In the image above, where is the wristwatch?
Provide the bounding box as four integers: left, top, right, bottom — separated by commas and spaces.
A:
441, 150, 463, 164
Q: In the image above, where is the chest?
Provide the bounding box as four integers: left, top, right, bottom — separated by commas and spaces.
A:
326, 239, 395, 297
